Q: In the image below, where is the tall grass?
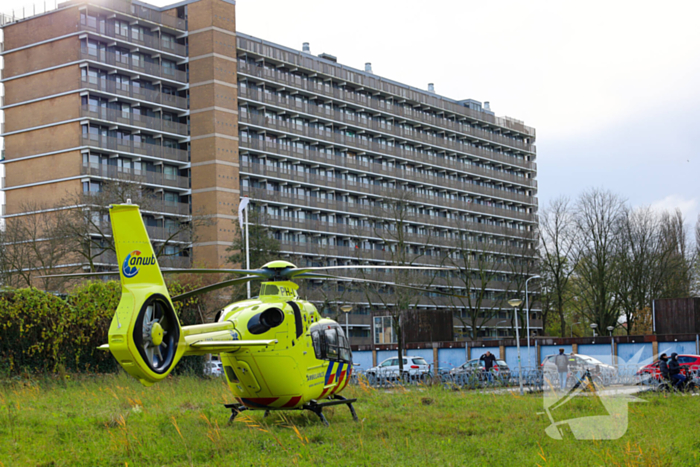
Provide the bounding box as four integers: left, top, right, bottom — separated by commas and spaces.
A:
0, 374, 698, 466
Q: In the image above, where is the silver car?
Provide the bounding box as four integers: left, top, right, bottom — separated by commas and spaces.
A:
366, 356, 431, 378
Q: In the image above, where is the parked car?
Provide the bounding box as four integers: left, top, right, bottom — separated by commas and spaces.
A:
365, 356, 431, 379
541, 353, 617, 381
449, 358, 511, 381
204, 360, 223, 377
636, 354, 700, 381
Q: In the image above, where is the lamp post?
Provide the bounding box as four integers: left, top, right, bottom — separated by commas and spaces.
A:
340, 305, 352, 342
508, 298, 524, 395
590, 323, 598, 338
607, 325, 615, 364
607, 325, 614, 337
525, 275, 540, 368
570, 321, 581, 338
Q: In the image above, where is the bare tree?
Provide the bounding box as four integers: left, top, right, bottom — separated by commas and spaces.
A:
657, 209, 693, 298
614, 207, 673, 335
362, 189, 436, 374
572, 189, 626, 330
539, 197, 579, 337
56, 180, 203, 272
0, 203, 72, 291
446, 235, 508, 340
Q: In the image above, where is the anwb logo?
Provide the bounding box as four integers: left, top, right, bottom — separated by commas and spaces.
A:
122, 250, 156, 278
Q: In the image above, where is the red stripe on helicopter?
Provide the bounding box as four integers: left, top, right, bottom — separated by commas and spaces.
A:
319, 362, 337, 397
282, 395, 302, 408
240, 397, 279, 408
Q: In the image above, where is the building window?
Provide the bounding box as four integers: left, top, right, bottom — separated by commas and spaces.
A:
373, 316, 396, 344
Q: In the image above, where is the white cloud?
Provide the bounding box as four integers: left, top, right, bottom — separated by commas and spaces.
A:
649, 195, 699, 222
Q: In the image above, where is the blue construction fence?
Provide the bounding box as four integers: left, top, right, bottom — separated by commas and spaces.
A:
352, 337, 700, 376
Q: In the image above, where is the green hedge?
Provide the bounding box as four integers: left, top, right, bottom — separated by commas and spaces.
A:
0, 282, 119, 375
0, 281, 207, 376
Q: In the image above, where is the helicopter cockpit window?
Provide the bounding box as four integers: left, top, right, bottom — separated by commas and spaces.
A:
311, 330, 322, 359
324, 328, 339, 360
310, 325, 351, 362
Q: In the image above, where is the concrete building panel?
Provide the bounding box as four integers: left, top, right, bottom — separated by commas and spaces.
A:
4, 93, 80, 133
5, 179, 81, 215
4, 123, 81, 160
4, 65, 81, 106
3, 6, 80, 51
4, 151, 82, 188
3, 37, 79, 79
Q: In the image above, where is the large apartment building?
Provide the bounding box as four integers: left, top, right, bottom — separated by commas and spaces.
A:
0, 0, 540, 345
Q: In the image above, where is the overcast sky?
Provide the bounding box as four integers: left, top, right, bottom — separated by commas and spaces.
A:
1, 0, 699, 224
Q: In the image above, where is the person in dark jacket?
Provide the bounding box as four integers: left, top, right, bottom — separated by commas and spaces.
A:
668, 353, 686, 389
554, 348, 569, 390
479, 351, 497, 381
658, 353, 669, 381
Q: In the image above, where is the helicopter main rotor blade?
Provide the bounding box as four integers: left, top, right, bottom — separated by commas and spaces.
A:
37, 268, 271, 280
171, 275, 260, 302
294, 273, 469, 299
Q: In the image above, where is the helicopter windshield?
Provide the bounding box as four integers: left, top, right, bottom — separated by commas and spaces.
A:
310, 324, 352, 363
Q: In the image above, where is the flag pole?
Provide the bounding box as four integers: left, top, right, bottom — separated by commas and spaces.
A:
245, 205, 250, 299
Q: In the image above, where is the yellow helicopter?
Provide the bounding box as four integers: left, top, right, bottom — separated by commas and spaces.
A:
47, 203, 458, 425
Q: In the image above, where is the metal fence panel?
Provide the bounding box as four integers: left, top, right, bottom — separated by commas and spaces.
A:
657, 341, 697, 356
472, 346, 500, 359
438, 347, 467, 373
352, 350, 374, 370
540, 345, 572, 363
578, 344, 614, 365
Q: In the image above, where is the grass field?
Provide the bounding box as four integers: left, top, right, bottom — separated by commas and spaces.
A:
1, 374, 699, 466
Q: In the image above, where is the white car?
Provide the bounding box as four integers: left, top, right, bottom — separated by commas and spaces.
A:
365, 356, 430, 378
204, 360, 223, 377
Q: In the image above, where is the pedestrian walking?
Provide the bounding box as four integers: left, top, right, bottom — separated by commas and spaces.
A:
554, 348, 569, 390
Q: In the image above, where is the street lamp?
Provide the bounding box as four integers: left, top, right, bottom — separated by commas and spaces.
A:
508, 298, 524, 395
525, 275, 540, 368
570, 321, 581, 338
607, 325, 614, 337
340, 305, 352, 341
590, 323, 598, 338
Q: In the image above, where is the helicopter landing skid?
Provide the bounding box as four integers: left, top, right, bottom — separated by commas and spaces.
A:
224, 395, 358, 426
304, 395, 359, 426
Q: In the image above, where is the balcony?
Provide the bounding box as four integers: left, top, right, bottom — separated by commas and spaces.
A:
241, 159, 535, 206
81, 104, 189, 137
266, 216, 533, 258
81, 134, 189, 163
81, 163, 189, 190
83, 191, 190, 216
264, 213, 532, 248
240, 137, 536, 189
82, 78, 188, 110
79, 21, 187, 57
299, 287, 505, 309
237, 60, 536, 149
76, 0, 187, 31
238, 111, 534, 172
244, 180, 535, 224
245, 188, 534, 241
80, 50, 188, 83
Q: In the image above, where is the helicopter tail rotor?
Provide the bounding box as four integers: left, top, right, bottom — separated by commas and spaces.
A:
107, 204, 186, 386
